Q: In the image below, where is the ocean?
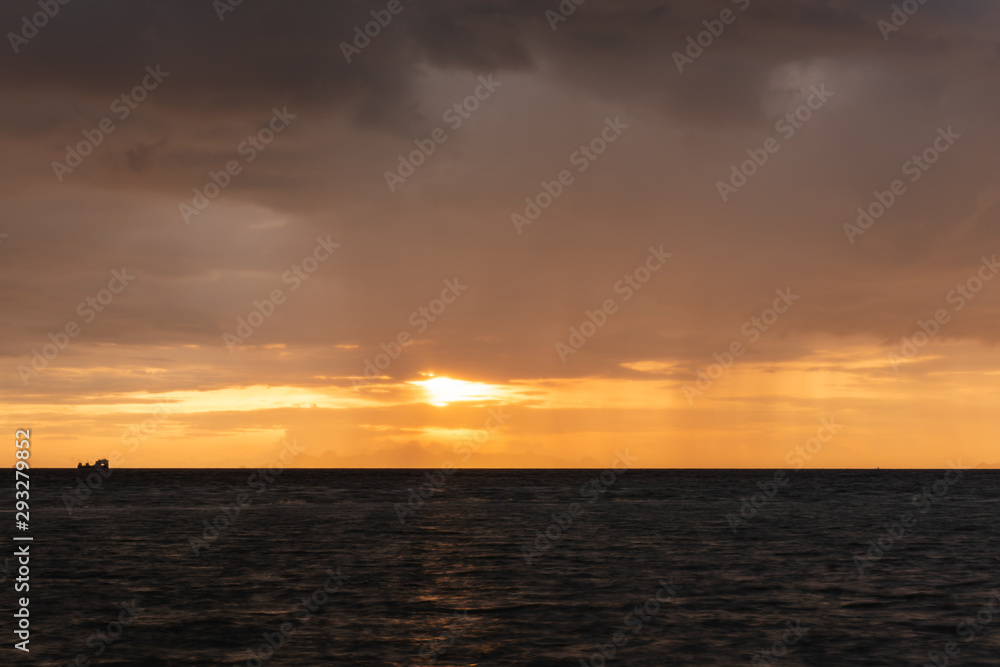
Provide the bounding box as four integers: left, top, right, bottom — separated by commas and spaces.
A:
3, 469, 999, 666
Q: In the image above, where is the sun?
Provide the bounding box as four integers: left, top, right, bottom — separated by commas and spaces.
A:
410, 375, 500, 406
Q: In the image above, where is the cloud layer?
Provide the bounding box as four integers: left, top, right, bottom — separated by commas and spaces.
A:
2, 0, 999, 466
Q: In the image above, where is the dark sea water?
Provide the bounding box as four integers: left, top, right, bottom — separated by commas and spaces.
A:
2, 469, 999, 666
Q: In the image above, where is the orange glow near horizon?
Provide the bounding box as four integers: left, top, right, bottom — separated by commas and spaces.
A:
5, 337, 1000, 469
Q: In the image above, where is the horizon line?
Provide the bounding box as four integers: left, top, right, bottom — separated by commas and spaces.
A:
37, 466, 1000, 470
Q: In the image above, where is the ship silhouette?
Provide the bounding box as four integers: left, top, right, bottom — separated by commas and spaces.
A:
77, 458, 109, 470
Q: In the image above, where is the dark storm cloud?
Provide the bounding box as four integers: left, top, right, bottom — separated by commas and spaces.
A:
1, 0, 530, 134
1, 0, 995, 130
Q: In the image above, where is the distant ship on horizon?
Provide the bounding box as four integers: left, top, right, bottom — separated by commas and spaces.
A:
78, 458, 109, 470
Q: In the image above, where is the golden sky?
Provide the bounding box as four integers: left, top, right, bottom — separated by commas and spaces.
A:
2, 1, 1000, 468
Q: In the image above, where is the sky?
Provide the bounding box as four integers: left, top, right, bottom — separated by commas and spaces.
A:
2, 0, 1000, 468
